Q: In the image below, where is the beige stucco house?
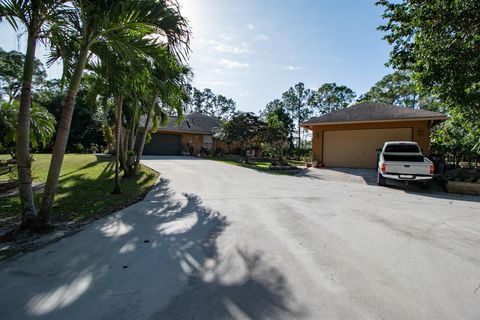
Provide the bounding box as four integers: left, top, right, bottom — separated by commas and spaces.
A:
301, 102, 448, 169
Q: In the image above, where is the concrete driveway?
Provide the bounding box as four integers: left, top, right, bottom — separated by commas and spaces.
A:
0, 156, 479, 320
297, 167, 378, 185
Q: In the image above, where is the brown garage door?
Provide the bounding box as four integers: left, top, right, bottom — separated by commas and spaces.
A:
323, 128, 412, 168
142, 133, 181, 155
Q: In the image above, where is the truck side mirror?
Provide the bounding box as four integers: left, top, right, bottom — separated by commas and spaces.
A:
376, 148, 382, 152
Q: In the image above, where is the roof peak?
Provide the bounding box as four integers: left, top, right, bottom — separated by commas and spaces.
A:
187, 111, 215, 118
350, 101, 400, 107
302, 101, 447, 126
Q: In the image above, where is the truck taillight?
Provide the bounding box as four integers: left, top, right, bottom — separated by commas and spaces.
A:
430, 164, 435, 175
380, 163, 386, 173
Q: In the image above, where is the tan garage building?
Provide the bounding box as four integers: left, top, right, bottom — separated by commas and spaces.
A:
301, 102, 447, 169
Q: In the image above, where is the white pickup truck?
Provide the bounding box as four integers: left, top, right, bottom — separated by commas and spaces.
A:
377, 141, 434, 186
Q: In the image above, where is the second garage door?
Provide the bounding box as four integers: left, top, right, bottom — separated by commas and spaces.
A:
142, 133, 181, 155
323, 128, 412, 168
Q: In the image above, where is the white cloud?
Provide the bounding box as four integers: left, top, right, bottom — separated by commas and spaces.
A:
219, 59, 249, 69
200, 80, 232, 87
254, 34, 269, 41
212, 40, 251, 54
219, 33, 233, 41
247, 23, 256, 30
211, 81, 232, 86
202, 39, 251, 54
285, 65, 301, 71
201, 56, 214, 62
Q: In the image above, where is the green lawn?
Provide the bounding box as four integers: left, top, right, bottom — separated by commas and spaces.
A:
212, 156, 303, 175
0, 154, 159, 222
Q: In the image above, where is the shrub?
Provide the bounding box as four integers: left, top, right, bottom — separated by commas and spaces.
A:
72, 143, 84, 153
90, 143, 99, 154
443, 168, 480, 184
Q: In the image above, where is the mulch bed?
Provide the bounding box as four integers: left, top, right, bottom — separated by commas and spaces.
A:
269, 165, 298, 170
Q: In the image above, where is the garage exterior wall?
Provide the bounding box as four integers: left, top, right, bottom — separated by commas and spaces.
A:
179, 132, 204, 154
141, 133, 182, 155
145, 130, 242, 155
311, 120, 430, 168
141, 131, 203, 155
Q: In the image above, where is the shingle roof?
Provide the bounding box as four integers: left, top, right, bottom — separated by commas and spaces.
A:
301, 102, 447, 126
145, 112, 220, 134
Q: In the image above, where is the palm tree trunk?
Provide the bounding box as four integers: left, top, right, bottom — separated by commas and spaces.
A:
122, 111, 136, 177
120, 126, 128, 172
134, 104, 154, 174
112, 94, 123, 194
119, 128, 125, 169
128, 110, 136, 152
38, 45, 90, 222
17, 31, 38, 228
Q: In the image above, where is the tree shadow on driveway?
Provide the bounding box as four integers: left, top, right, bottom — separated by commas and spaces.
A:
153, 247, 303, 320
0, 178, 304, 320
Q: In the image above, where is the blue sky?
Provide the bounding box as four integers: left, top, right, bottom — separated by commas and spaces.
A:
0, 0, 392, 113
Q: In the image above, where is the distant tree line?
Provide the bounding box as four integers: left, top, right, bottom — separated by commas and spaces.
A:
185, 85, 237, 120
0, 50, 112, 154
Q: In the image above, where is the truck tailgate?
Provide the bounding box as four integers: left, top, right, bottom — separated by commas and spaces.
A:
384, 161, 431, 176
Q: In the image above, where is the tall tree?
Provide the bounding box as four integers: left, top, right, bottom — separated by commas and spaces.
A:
88, 52, 133, 192
377, 0, 480, 115
260, 99, 294, 144
0, 48, 46, 102
189, 87, 236, 120
358, 71, 436, 109
430, 108, 480, 167
310, 82, 356, 114
38, 0, 190, 222
261, 110, 290, 164
134, 56, 190, 174
281, 82, 313, 147
36, 78, 105, 153
216, 112, 263, 163
0, 0, 71, 228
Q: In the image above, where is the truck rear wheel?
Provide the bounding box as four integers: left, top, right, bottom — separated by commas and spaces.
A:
377, 173, 386, 186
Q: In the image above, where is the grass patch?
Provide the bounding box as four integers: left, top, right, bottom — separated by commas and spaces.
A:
287, 159, 307, 166
211, 156, 302, 176
0, 154, 159, 222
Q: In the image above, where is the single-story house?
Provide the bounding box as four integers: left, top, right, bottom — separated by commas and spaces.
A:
301, 102, 448, 169
142, 112, 220, 155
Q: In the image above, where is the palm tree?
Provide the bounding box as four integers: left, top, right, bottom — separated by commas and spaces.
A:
38, 0, 190, 223
0, 0, 71, 228
84, 51, 145, 193
134, 56, 191, 174
0, 100, 56, 150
